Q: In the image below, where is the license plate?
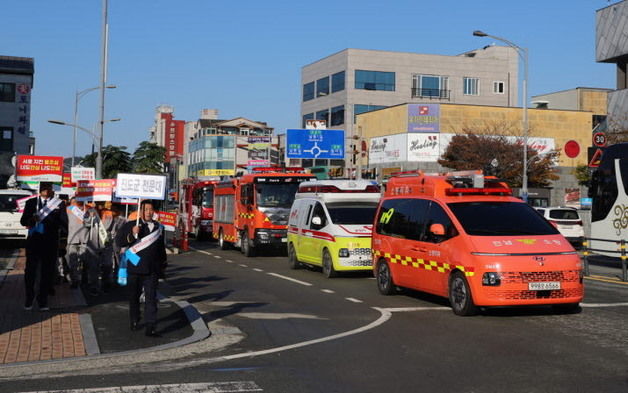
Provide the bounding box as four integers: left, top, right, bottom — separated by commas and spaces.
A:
281, 238, 287, 243
528, 282, 561, 291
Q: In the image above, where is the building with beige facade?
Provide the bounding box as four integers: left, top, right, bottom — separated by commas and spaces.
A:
356, 102, 594, 206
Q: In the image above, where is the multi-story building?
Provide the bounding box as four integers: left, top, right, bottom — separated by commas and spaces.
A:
596, 0, 628, 138
187, 110, 279, 179
300, 46, 518, 170
0, 55, 36, 187
531, 87, 610, 131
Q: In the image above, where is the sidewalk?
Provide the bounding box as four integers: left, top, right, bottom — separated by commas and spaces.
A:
0, 247, 197, 366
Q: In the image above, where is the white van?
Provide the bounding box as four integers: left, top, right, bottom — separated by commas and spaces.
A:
0, 189, 35, 239
287, 180, 381, 277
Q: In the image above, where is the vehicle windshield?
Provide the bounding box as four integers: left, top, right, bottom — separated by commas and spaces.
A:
202, 187, 213, 208
256, 183, 299, 208
326, 202, 378, 225
0, 194, 27, 212
447, 201, 559, 236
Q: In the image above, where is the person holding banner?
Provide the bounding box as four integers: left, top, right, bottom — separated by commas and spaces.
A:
20, 182, 68, 311
115, 200, 167, 337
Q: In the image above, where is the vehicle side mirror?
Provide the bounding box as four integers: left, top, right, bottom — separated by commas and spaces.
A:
429, 223, 445, 236
312, 216, 322, 226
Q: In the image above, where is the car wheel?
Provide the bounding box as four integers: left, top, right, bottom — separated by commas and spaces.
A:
448, 271, 478, 316
219, 230, 229, 250
288, 243, 301, 269
322, 249, 337, 278
552, 303, 581, 314
376, 259, 395, 296
241, 231, 255, 257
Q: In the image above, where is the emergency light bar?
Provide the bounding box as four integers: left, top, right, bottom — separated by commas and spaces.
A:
445, 187, 512, 196
298, 184, 380, 194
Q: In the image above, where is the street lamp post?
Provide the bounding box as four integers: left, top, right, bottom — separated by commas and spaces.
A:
73, 85, 116, 167
97, 0, 111, 180
49, 119, 121, 168
473, 30, 529, 202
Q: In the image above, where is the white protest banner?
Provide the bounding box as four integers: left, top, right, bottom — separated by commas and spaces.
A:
71, 167, 95, 183
115, 173, 167, 200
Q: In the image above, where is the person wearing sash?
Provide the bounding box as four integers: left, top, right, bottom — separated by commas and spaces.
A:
66, 197, 89, 289
20, 182, 68, 311
99, 201, 126, 292
115, 200, 167, 337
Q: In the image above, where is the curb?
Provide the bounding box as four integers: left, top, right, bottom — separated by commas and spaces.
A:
0, 278, 210, 369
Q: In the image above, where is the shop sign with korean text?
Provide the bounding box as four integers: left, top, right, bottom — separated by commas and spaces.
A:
115, 173, 167, 200
76, 179, 115, 202
16, 155, 63, 182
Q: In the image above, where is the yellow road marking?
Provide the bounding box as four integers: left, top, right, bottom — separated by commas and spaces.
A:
585, 276, 628, 285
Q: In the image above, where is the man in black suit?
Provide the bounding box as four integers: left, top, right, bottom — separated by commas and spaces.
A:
20, 182, 68, 311
115, 200, 167, 337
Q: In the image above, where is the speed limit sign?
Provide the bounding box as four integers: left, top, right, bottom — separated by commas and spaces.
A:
593, 132, 607, 147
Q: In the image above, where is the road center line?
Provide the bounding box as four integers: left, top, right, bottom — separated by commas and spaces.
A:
345, 297, 363, 303
321, 289, 335, 294
383, 306, 450, 312
226, 260, 234, 263
253, 268, 263, 272
214, 255, 222, 259
239, 264, 248, 268
267, 273, 312, 286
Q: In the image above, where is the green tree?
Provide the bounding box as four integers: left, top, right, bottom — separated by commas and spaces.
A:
132, 141, 166, 174
438, 133, 559, 187
79, 145, 132, 179
573, 165, 592, 187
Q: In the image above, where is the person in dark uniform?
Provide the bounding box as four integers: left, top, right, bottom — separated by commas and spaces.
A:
115, 200, 167, 337
20, 182, 68, 311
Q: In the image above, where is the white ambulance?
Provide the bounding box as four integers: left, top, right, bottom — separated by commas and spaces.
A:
287, 180, 381, 277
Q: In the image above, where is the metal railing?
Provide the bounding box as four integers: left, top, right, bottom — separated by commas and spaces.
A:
411, 88, 450, 100
581, 237, 628, 282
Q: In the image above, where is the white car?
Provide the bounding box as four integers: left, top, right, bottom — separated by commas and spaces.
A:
0, 189, 35, 240
536, 207, 584, 247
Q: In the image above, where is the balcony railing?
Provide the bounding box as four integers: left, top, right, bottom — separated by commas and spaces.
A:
411, 88, 450, 100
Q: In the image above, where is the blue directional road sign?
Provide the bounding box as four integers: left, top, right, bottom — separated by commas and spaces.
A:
286, 129, 345, 159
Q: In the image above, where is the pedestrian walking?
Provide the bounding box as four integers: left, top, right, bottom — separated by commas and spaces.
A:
66, 197, 88, 289
83, 203, 108, 296
20, 182, 68, 311
99, 202, 126, 292
115, 200, 167, 337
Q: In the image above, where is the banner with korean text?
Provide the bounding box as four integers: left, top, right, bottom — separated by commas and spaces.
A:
157, 211, 177, 232
16, 155, 64, 182
76, 179, 116, 202
115, 173, 167, 200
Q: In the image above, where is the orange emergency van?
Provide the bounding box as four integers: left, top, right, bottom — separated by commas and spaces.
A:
372, 170, 583, 316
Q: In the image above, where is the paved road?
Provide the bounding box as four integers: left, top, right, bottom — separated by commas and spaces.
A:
3, 240, 628, 393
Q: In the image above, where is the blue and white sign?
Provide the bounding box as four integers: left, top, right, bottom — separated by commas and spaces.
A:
286, 129, 345, 159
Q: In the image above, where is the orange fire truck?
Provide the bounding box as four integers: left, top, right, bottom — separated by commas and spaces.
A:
179, 179, 217, 240
213, 167, 315, 256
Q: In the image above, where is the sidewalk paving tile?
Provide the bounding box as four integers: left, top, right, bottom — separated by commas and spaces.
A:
0, 249, 87, 365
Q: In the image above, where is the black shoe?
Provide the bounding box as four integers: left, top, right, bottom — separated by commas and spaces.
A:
130, 320, 141, 331
24, 299, 34, 311
145, 325, 160, 337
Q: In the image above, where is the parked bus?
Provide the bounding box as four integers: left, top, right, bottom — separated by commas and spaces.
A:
589, 143, 628, 257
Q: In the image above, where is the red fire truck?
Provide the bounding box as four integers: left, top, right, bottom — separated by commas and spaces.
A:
180, 179, 217, 240
213, 167, 315, 256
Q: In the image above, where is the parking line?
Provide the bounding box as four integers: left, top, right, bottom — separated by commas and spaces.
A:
345, 297, 363, 303
267, 273, 312, 287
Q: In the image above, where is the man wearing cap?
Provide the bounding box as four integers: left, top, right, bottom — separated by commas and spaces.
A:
20, 182, 68, 311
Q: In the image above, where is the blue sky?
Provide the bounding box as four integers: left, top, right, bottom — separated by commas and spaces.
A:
1, 0, 617, 158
